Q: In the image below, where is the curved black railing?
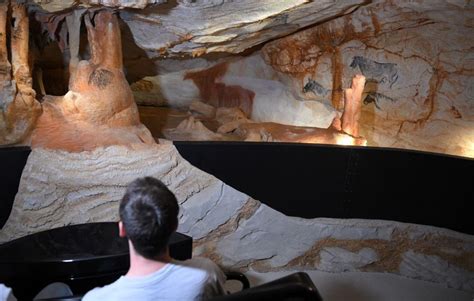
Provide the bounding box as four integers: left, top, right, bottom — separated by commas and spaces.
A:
174, 142, 473, 235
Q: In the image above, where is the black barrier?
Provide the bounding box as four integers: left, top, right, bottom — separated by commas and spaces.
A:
0, 147, 31, 229
1, 144, 472, 234
174, 142, 473, 235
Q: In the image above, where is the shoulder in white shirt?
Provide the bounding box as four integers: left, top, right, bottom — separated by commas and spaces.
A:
83, 257, 226, 301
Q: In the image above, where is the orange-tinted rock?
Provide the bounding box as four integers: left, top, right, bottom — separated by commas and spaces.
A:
236, 122, 366, 146
0, 3, 41, 145
31, 11, 154, 152
341, 74, 365, 137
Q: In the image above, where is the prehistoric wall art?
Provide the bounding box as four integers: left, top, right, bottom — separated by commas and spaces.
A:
0, 0, 473, 157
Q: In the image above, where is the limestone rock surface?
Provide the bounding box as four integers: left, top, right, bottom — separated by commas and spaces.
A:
33, 0, 165, 11
31, 11, 154, 151
126, 0, 474, 158
0, 3, 41, 145
261, 0, 474, 157
0, 144, 472, 291
118, 0, 365, 57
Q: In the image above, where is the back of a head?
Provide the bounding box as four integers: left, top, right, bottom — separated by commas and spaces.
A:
119, 177, 179, 259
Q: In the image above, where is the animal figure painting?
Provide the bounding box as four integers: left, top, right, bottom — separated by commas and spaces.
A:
303, 79, 329, 96
363, 92, 396, 110
350, 56, 398, 88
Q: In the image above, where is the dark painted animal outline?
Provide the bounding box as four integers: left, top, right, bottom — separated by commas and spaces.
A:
350, 56, 399, 88
302, 78, 329, 97
363, 91, 396, 110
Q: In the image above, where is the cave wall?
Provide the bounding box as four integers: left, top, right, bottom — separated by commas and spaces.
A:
1, 0, 473, 156
128, 0, 474, 157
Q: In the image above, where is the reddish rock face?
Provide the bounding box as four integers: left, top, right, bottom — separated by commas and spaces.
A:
31, 11, 154, 152
0, 3, 41, 145
184, 63, 255, 117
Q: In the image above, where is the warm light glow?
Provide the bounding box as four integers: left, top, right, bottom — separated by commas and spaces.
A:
336, 135, 355, 146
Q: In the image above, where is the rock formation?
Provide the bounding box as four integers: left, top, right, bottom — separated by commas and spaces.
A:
0, 2, 41, 145
164, 74, 367, 145
104, 0, 473, 158
33, 0, 166, 11
261, 0, 474, 157
0, 0, 470, 157
31, 10, 154, 151
0, 144, 472, 291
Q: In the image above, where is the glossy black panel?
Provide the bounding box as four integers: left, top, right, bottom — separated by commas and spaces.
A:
0, 147, 31, 229
0, 222, 192, 300
175, 142, 473, 235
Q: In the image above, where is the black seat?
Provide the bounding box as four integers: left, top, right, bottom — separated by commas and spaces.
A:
211, 272, 323, 301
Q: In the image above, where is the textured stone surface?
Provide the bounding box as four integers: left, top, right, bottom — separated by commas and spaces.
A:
0, 143, 250, 243
33, 0, 165, 11
400, 251, 474, 292
31, 11, 154, 151
124, 0, 474, 158
31, 0, 364, 57
261, 0, 474, 157
319, 247, 379, 273
131, 54, 339, 128
1, 144, 472, 291
0, 3, 41, 145
119, 0, 364, 57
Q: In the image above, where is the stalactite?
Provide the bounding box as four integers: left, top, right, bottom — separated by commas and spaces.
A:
0, 1, 41, 145
31, 10, 154, 151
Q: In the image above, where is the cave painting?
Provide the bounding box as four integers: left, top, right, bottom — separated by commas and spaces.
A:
234, 74, 367, 145
31, 10, 154, 152
0, 3, 41, 145
350, 56, 399, 88
363, 92, 397, 110
303, 79, 329, 97
173, 72, 367, 146
184, 63, 255, 117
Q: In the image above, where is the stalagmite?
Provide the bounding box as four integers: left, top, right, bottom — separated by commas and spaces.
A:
341, 74, 366, 138
31, 10, 154, 151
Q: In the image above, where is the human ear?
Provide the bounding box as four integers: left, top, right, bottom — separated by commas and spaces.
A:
118, 221, 127, 237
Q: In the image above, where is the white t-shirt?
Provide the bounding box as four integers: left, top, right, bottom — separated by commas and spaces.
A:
83, 257, 226, 301
0, 284, 16, 301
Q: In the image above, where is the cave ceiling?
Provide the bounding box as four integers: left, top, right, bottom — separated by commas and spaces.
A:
31, 0, 366, 58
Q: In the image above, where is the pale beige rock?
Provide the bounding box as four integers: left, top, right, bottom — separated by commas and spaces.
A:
33, 0, 165, 11
189, 101, 216, 118
215, 107, 249, 125
215, 107, 251, 134
163, 116, 223, 141
119, 0, 365, 57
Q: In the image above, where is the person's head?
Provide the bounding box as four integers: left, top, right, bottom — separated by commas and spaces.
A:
119, 177, 179, 259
